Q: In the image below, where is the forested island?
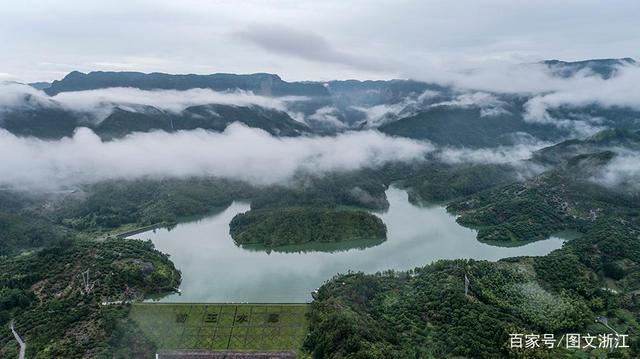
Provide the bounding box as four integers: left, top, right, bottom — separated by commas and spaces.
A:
229, 207, 387, 247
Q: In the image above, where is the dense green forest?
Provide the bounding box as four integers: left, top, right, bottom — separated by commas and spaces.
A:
0, 170, 395, 254
399, 163, 520, 203
0, 163, 503, 356
305, 215, 640, 358
449, 161, 639, 244
55, 177, 255, 232
303, 134, 640, 358
0, 238, 180, 358
230, 207, 386, 247
52, 170, 395, 234
378, 105, 572, 147
0, 172, 399, 357
0, 190, 69, 256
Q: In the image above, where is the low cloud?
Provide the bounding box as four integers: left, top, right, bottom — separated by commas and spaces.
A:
591, 150, 640, 191
306, 106, 347, 128
434, 142, 550, 180
411, 61, 617, 94
409, 61, 640, 136
0, 82, 52, 109
355, 90, 509, 128
0, 82, 306, 122
354, 102, 407, 127
0, 124, 431, 190
429, 91, 510, 117
411, 61, 640, 123
354, 90, 440, 127
436, 142, 550, 166
523, 65, 640, 123
52, 87, 304, 114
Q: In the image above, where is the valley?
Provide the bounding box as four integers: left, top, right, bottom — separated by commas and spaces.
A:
127, 187, 565, 303
1, 58, 639, 358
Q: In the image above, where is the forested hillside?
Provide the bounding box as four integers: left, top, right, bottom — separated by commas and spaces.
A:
0, 238, 180, 358
304, 129, 640, 358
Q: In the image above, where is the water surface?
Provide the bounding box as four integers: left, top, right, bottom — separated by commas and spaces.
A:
131, 187, 565, 302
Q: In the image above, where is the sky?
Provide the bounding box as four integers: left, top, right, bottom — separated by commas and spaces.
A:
1, 0, 639, 83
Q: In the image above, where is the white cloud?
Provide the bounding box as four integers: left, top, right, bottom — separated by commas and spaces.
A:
0, 124, 432, 190
52, 87, 305, 114
306, 106, 347, 128
429, 92, 510, 117
0, 82, 307, 122
437, 142, 550, 166
354, 89, 440, 127
523, 64, 640, 123
0, 82, 52, 109
409, 61, 640, 135
354, 90, 510, 128
354, 103, 406, 127
591, 150, 640, 191
3, 1, 640, 83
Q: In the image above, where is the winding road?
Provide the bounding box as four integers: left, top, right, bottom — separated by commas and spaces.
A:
10, 320, 26, 359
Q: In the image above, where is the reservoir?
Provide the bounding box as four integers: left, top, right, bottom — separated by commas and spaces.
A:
130, 187, 565, 303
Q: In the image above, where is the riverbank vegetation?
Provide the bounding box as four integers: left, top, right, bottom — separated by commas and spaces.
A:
55, 177, 254, 232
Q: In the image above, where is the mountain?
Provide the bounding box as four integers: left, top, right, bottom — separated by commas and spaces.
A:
0, 99, 308, 140
3, 58, 639, 143
378, 105, 569, 147
40, 58, 639, 100
28, 82, 51, 90
325, 79, 447, 107
44, 71, 330, 97
543, 57, 636, 79
448, 159, 638, 245
0, 102, 82, 139
532, 128, 640, 165
42, 71, 452, 129
94, 104, 308, 139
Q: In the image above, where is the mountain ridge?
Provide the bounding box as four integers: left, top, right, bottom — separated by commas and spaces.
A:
42, 57, 637, 96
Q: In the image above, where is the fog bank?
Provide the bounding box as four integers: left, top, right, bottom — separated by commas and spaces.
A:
0, 124, 431, 190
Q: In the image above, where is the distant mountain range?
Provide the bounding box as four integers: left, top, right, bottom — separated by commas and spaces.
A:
542, 57, 636, 79
95, 104, 308, 139
34, 57, 637, 95
43, 71, 328, 97
1, 57, 638, 146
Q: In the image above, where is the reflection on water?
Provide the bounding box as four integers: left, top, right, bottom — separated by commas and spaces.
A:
239, 236, 386, 254
130, 187, 566, 303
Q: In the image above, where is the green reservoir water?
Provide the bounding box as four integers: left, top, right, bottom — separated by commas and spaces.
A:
130, 187, 565, 303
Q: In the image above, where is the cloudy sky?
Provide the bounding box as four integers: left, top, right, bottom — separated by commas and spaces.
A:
1, 0, 639, 83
